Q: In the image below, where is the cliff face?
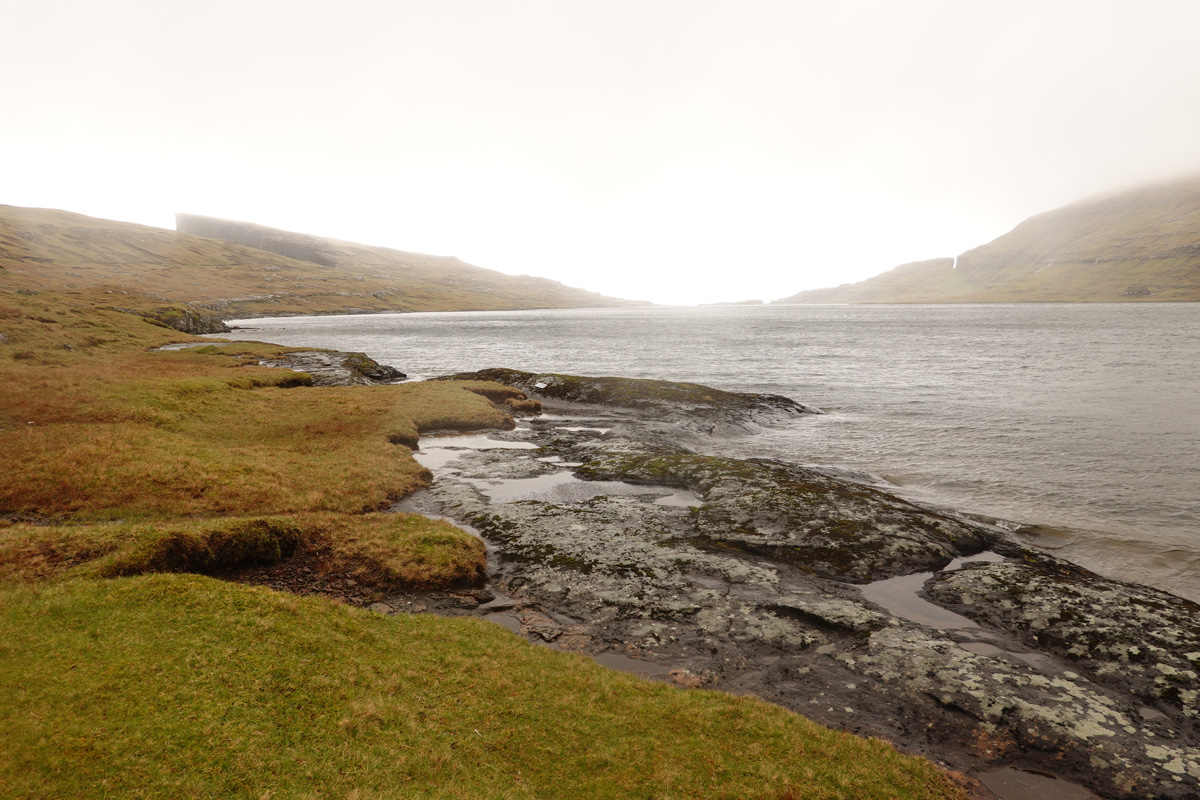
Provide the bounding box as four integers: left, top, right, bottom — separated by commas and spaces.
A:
777, 177, 1200, 303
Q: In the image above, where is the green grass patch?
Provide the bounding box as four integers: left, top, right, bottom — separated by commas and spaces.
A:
0, 576, 968, 800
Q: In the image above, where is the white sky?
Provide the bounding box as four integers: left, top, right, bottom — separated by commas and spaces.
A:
5, 1, 1200, 304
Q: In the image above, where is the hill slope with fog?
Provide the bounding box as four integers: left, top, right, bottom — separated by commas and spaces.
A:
0, 205, 637, 320
175, 214, 641, 314
777, 177, 1200, 303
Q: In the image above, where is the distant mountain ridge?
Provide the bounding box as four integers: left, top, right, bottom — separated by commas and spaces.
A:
777, 177, 1200, 303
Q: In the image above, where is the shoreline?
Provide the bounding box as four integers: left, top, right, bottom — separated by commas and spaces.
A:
210, 302, 1200, 608
387, 369, 1198, 800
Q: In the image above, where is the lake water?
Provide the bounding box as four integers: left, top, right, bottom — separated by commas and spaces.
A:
218, 304, 1200, 603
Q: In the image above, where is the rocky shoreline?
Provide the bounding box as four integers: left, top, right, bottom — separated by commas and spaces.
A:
380, 369, 1198, 800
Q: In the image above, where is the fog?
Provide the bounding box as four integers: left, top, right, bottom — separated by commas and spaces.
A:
5, 1, 1200, 304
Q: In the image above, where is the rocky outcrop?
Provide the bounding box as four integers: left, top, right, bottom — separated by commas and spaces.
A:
396, 372, 1200, 800
435, 368, 819, 438
575, 443, 990, 583
142, 306, 231, 334
256, 350, 405, 386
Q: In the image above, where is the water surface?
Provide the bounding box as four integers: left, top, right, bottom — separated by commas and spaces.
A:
218, 303, 1200, 601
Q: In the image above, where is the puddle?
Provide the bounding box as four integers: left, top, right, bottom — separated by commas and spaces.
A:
466, 472, 581, 502
859, 551, 1007, 631
419, 433, 541, 450
959, 641, 1004, 657
466, 473, 700, 507
860, 552, 1062, 669
653, 490, 703, 508
152, 342, 228, 351
414, 432, 542, 470
483, 612, 523, 634
860, 571, 981, 630
977, 767, 1100, 800
591, 651, 672, 679
412, 449, 468, 470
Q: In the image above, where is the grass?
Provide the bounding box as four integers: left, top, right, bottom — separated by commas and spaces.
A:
0, 292, 511, 522
311, 513, 487, 592
0, 575, 968, 800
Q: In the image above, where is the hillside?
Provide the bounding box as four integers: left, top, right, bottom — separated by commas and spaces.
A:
0, 205, 637, 321
777, 177, 1200, 303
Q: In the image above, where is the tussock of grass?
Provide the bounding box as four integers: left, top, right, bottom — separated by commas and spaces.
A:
307, 512, 487, 592
0, 576, 967, 800
451, 379, 529, 404
93, 518, 303, 578
431, 379, 544, 418
1, 513, 487, 594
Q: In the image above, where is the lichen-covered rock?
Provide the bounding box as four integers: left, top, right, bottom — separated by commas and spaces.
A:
925, 556, 1200, 730
575, 442, 991, 582
848, 626, 1199, 798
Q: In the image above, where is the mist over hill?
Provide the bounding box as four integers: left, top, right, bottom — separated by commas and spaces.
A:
777, 177, 1200, 303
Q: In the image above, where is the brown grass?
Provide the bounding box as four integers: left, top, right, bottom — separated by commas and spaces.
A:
0, 292, 511, 523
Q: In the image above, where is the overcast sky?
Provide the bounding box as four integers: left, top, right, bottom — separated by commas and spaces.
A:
5, 1, 1200, 304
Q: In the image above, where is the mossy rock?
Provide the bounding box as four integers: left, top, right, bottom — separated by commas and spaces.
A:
435, 368, 815, 418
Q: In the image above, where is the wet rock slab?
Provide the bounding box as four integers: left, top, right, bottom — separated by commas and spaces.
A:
410, 372, 1199, 800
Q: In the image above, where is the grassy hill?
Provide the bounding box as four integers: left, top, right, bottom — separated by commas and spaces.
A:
0, 205, 967, 799
1, 205, 638, 321
777, 176, 1200, 303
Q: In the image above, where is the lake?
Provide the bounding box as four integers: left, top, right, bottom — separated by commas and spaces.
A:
218, 303, 1200, 603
